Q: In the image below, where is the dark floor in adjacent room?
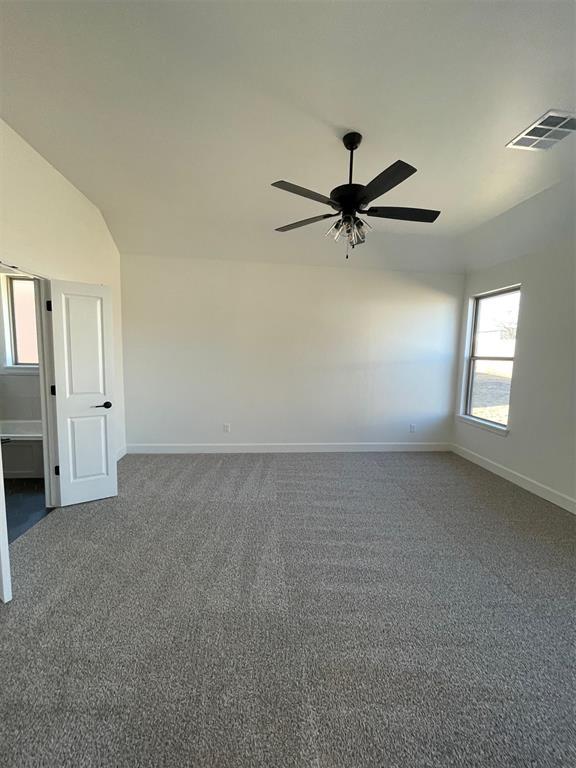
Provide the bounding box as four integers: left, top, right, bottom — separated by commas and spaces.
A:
0, 452, 574, 767
3, 478, 47, 543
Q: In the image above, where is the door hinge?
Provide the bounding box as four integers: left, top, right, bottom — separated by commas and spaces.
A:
50, 385, 56, 396
46, 300, 52, 311
54, 465, 60, 476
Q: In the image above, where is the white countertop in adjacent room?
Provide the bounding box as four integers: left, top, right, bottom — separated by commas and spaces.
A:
0, 420, 43, 440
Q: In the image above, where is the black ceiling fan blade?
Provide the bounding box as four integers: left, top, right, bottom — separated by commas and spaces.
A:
275, 213, 339, 232
272, 180, 337, 208
361, 161, 417, 204
364, 206, 441, 223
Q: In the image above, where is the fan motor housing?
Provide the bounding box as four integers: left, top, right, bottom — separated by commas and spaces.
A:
330, 183, 366, 214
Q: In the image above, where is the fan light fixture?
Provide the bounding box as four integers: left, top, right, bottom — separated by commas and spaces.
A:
272, 132, 440, 259
326, 215, 372, 252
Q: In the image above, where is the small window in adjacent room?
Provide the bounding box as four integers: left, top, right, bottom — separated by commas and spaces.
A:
465, 286, 521, 427
4, 277, 39, 366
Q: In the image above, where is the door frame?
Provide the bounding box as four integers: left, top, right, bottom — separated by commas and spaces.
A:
35, 278, 59, 508
0, 446, 11, 603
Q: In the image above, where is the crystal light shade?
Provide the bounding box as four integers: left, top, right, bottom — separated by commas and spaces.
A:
326, 215, 371, 248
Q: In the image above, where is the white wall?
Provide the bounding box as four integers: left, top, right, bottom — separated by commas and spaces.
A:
0, 374, 41, 420
0, 120, 126, 453
122, 254, 463, 451
453, 182, 575, 512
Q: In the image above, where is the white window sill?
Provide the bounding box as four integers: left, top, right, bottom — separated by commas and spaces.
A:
456, 414, 509, 436
0, 365, 40, 376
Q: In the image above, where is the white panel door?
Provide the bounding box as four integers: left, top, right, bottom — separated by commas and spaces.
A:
50, 281, 117, 506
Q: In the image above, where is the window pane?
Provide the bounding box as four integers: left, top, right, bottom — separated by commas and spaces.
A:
11, 279, 39, 364
469, 359, 513, 425
474, 290, 520, 357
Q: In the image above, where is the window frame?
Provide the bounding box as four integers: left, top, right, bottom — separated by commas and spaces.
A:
464, 285, 521, 429
1, 275, 40, 370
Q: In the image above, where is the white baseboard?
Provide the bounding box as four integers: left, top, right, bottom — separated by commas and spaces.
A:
127, 441, 450, 455
117, 446, 127, 461
451, 444, 576, 515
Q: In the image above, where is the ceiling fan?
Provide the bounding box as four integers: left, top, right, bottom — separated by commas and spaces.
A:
272, 132, 440, 257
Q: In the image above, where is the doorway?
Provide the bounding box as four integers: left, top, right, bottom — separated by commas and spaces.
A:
1, 265, 119, 602
0, 269, 49, 541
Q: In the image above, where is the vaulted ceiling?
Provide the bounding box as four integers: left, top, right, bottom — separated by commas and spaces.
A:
1, 1, 574, 270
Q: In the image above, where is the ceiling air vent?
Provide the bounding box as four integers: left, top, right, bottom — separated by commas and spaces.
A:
507, 110, 576, 151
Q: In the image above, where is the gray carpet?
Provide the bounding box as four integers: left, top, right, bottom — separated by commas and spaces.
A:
0, 452, 574, 767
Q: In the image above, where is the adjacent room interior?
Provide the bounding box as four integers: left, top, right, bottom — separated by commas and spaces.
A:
0, 1, 574, 767
0, 269, 48, 542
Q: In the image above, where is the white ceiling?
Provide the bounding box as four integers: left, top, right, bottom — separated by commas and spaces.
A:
1, 1, 575, 271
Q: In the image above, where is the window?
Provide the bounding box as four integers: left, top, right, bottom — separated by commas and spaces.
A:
465, 286, 521, 427
4, 277, 39, 366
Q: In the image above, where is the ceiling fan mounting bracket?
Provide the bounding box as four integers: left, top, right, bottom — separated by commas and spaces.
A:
342, 132, 363, 152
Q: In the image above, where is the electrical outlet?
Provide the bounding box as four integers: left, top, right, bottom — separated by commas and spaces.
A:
409, 424, 416, 433
223, 423, 231, 433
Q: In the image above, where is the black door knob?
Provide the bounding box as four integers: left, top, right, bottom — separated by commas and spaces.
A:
93, 401, 112, 409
